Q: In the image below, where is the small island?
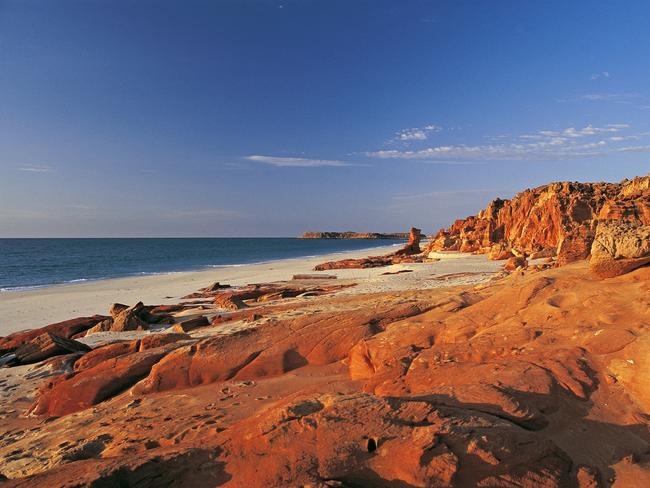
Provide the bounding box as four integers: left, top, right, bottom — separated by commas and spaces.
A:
300, 231, 409, 239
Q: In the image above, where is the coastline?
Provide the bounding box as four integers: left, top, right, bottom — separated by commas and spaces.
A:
0, 238, 406, 293
0, 243, 503, 336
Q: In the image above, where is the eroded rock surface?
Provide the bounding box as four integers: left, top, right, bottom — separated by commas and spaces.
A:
1, 264, 649, 486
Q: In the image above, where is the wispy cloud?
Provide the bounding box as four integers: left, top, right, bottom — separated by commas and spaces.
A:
389, 124, 441, 143
245, 155, 350, 167
367, 124, 650, 162
590, 71, 610, 80
17, 164, 51, 173
560, 92, 642, 104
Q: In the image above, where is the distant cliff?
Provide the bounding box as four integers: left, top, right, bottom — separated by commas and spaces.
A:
301, 231, 409, 239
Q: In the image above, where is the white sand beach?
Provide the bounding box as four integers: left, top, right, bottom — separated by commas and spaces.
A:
0, 245, 503, 336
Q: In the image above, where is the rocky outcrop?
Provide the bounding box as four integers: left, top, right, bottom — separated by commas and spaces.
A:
314, 227, 426, 270
427, 174, 650, 265
394, 226, 422, 255
301, 231, 409, 239
590, 220, 650, 278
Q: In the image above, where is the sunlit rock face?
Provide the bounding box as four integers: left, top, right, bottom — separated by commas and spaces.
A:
426, 174, 650, 266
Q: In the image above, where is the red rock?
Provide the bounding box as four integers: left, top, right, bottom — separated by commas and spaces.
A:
0, 315, 107, 355
148, 304, 187, 314
73, 334, 191, 372
138, 333, 191, 350
426, 175, 650, 266
220, 393, 572, 487
133, 303, 432, 395
29, 345, 179, 417
393, 226, 422, 256
73, 341, 139, 372
12, 333, 90, 365
314, 256, 394, 270
171, 316, 209, 333
107, 302, 149, 332
213, 283, 353, 309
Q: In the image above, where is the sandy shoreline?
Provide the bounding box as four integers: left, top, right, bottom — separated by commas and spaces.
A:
0, 244, 503, 336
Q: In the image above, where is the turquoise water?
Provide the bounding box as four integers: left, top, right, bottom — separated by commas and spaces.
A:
0, 238, 404, 291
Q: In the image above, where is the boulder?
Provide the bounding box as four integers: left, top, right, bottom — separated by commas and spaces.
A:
109, 302, 149, 332
590, 221, 650, 278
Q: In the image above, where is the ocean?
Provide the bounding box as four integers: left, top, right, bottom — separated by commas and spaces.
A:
0, 238, 404, 291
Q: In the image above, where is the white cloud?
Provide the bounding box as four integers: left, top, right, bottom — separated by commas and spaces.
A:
590, 71, 610, 80
17, 164, 50, 173
245, 155, 349, 167
390, 124, 441, 143
367, 124, 650, 162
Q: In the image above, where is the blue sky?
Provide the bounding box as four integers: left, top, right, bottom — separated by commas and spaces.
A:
1, 0, 649, 237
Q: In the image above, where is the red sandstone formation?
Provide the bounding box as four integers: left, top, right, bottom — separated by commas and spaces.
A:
427, 174, 650, 266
